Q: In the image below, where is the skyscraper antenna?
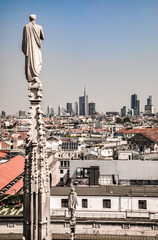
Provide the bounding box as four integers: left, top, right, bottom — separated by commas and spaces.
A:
84, 85, 86, 96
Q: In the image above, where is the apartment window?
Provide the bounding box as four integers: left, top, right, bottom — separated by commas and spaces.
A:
84, 168, 90, 178
82, 199, 88, 208
60, 170, 63, 174
77, 168, 83, 178
60, 161, 63, 167
61, 199, 68, 208
138, 200, 147, 209
103, 199, 111, 208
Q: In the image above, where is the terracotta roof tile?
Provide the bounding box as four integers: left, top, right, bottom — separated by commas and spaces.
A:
117, 128, 158, 134
0, 152, 7, 158
0, 155, 24, 190
142, 131, 158, 143
5, 178, 23, 195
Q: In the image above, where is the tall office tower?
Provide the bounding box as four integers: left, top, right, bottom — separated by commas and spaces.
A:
51, 107, 54, 115
19, 110, 26, 118
1, 111, 6, 117
131, 94, 137, 109
131, 94, 140, 116
73, 102, 78, 115
47, 105, 54, 116
147, 95, 152, 105
134, 100, 140, 116
47, 105, 51, 115
145, 95, 154, 114
127, 108, 134, 116
84, 86, 88, 115
79, 86, 88, 115
79, 96, 85, 115
58, 105, 62, 116
120, 106, 126, 117
89, 102, 96, 115
66, 102, 73, 114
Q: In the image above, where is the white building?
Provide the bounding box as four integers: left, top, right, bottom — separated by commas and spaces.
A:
50, 186, 158, 220
118, 150, 139, 160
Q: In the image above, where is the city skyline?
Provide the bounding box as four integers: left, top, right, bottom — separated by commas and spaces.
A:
1, 0, 158, 114
1, 92, 156, 117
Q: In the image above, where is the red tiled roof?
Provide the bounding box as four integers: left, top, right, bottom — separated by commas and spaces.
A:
0, 152, 7, 158
5, 178, 23, 195
1, 141, 10, 149
117, 127, 158, 134
18, 134, 24, 137
18, 132, 27, 134
142, 131, 158, 143
0, 155, 24, 190
2, 132, 9, 135
92, 129, 108, 132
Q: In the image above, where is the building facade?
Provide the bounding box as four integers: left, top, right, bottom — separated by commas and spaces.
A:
121, 106, 126, 117
88, 102, 95, 115
73, 102, 78, 115
66, 102, 73, 115
70, 159, 158, 186
144, 95, 154, 115
79, 87, 88, 116
50, 186, 158, 223
131, 94, 140, 116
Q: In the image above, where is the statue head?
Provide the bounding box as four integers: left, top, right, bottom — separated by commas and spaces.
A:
71, 187, 75, 193
29, 14, 36, 22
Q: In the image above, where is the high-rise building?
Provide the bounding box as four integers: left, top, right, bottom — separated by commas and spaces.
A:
1, 111, 6, 118
84, 87, 88, 115
121, 106, 126, 117
79, 86, 88, 116
145, 95, 154, 114
73, 102, 78, 116
127, 108, 134, 116
19, 110, 26, 118
89, 102, 95, 115
58, 105, 62, 116
66, 102, 73, 115
131, 94, 140, 116
131, 94, 137, 109
147, 95, 152, 105
79, 96, 85, 115
47, 105, 54, 116
134, 100, 140, 116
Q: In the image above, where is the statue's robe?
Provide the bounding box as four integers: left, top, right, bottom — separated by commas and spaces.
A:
22, 22, 44, 81
68, 192, 78, 210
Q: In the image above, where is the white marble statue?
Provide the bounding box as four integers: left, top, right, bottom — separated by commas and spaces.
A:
68, 187, 78, 221
22, 14, 44, 89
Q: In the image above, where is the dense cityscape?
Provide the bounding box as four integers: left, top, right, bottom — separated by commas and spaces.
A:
1, 0, 158, 239
1, 88, 158, 239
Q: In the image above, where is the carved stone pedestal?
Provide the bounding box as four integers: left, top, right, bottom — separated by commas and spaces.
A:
70, 220, 76, 240
23, 87, 50, 240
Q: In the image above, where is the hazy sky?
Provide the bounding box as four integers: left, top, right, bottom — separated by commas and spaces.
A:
1, 0, 158, 114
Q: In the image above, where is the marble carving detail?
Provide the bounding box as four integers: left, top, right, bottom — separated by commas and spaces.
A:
23, 15, 50, 240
